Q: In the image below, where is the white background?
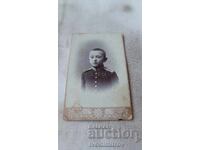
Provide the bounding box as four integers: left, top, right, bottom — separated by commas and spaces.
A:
0, 0, 200, 150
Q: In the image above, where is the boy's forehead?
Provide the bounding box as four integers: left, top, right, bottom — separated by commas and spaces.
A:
89, 50, 104, 55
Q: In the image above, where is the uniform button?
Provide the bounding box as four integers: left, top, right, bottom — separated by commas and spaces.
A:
95, 81, 97, 83
95, 72, 97, 75
95, 76, 97, 79
94, 85, 97, 87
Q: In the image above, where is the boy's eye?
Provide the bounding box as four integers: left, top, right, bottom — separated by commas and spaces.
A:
96, 55, 102, 58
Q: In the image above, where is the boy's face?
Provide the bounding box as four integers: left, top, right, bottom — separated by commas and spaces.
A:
89, 50, 105, 67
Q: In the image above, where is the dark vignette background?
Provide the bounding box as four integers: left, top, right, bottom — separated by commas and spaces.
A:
75, 40, 116, 80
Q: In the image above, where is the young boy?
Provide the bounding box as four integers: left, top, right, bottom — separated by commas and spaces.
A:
81, 48, 119, 90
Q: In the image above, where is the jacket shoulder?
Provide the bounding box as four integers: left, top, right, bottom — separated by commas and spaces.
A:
104, 67, 114, 73
82, 68, 93, 74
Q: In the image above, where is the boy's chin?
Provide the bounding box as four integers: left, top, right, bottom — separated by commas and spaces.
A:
91, 64, 100, 67
92, 65, 98, 67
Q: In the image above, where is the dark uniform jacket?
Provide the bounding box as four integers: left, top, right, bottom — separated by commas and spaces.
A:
81, 66, 119, 90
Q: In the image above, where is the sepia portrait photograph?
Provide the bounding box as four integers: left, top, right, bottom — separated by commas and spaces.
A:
81, 47, 119, 91
64, 33, 132, 121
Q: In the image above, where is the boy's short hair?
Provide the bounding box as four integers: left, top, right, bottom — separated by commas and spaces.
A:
91, 48, 106, 58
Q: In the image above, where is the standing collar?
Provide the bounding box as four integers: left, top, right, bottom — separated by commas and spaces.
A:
91, 65, 104, 71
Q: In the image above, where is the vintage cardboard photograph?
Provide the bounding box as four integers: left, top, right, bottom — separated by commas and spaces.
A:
64, 33, 132, 120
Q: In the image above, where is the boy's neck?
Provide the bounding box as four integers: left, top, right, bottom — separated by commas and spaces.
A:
92, 64, 104, 70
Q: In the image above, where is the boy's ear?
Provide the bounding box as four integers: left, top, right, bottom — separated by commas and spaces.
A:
104, 57, 107, 62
